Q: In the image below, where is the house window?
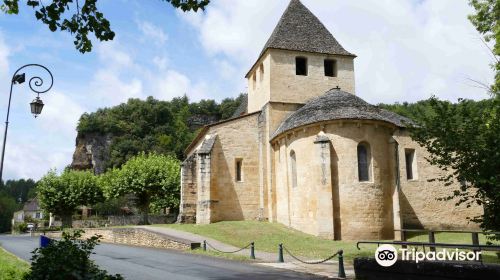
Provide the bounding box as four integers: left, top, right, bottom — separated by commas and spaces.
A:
35, 212, 41, 219
295, 57, 308, 76
252, 73, 256, 89
259, 63, 264, 81
290, 150, 297, 188
236, 159, 243, 182
405, 149, 417, 180
324, 59, 337, 77
357, 143, 371, 182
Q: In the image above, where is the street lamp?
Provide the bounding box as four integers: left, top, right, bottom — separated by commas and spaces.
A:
0, 64, 54, 184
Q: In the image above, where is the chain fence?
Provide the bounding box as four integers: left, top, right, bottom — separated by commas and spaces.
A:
204, 240, 253, 254
281, 245, 340, 264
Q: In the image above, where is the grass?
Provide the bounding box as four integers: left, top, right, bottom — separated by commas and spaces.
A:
154, 221, 500, 264
0, 246, 30, 280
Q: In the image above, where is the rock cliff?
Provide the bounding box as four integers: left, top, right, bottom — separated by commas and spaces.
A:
71, 132, 113, 174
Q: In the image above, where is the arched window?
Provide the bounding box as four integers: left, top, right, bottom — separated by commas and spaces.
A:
290, 150, 297, 188
357, 143, 371, 182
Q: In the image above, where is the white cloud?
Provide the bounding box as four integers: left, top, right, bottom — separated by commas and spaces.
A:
0, 31, 10, 82
137, 20, 168, 46
179, 0, 494, 103
39, 90, 86, 137
152, 70, 210, 101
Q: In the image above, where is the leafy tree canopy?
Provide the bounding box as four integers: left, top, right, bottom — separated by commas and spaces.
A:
37, 169, 103, 227
468, 0, 500, 93
100, 153, 180, 224
1, 0, 210, 53
77, 94, 244, 170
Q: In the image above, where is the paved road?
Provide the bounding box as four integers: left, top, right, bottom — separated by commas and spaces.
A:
0, 235, 324, 280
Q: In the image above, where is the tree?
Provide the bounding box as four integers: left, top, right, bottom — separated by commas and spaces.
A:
1, 0, 210, 53
101, 153, 180, 224
0, 179, 37, 204
468, 0, 500, 94
37, 169, 103, 227
409, 97, 499, 235
25, 230, 123, 280
0, 191, 19, 232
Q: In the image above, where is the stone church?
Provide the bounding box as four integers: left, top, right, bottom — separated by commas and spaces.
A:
178, 0, 482, 240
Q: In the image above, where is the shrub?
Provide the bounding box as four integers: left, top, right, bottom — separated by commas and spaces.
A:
13, 222, 28, 233
24, 230, 123, 280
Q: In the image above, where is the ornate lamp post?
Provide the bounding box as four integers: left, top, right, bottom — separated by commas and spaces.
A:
0, 64, 53, 184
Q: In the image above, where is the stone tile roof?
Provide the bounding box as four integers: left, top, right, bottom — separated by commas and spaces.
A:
262, 0, 354, 56
271, 89, 413, 140
198, 135, 217, 154
246, 0, 355, 77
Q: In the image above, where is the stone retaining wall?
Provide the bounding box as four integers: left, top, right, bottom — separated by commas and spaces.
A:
45, 228, 199, 250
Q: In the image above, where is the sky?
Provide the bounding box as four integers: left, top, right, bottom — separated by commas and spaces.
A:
0, 0, 494, 181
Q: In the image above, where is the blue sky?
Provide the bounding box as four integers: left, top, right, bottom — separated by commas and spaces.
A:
0, 0, 494, 180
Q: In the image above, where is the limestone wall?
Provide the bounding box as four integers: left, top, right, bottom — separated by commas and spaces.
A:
273, 120, 396, 240
208, 114, 261, 222
247, 53, 272, 113
269, 49, 355, 104
394, 131, 482, 230
247, 49, 355, 113
45, 228, 196, 250
178, 154, 197, 223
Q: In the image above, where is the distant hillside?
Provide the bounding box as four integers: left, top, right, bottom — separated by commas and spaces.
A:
72, 94, 245, 173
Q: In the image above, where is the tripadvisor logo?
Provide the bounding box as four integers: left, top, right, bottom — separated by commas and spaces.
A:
374, 244, 482, 267
375, 244, 398, 267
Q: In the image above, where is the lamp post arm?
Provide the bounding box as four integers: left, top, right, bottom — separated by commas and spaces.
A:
0, 64, 53, 184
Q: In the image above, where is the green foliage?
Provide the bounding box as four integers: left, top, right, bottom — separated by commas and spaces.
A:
24, 230, 123, 280
92, 196, 131, 216
0, 190, 20, 232
408, 96, 500, 236
0, 178, 37, 204
37, 169, 104, 227
77, 95, 244, 170
12, 222, 28, 233
101, 153, 180, 224
468, 0, 500, 93
2, 0, 210, 53
0, 247, 29, 280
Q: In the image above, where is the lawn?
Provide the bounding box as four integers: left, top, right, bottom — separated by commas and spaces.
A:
154, 221, 500, 264
0, 246, 29, 280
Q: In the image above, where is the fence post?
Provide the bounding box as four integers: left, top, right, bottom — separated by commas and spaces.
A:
338, 250, 346, 278
250, 242, 255, 259
278, 243, 284, 263
203, 240, 207, 251
428, 231, 435, 252
401, 230, 407, 249
471, 232, 481, 261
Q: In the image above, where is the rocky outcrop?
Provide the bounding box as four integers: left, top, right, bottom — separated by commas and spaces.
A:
187, 114, 219, 130
71, 132, 112, 174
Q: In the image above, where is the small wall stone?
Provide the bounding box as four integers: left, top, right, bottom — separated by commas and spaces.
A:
45, 228, 198, 250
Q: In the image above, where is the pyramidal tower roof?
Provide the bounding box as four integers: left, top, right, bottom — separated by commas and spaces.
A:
247, 0, 355, 77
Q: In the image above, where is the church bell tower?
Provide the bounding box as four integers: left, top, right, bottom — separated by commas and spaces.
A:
245, 0, 356, 113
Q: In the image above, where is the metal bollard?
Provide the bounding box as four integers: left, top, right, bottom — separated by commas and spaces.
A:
250, 242, 256, 259
338, 250, 346, 278
203, 240, 207, 251
278, 243, 284, 263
